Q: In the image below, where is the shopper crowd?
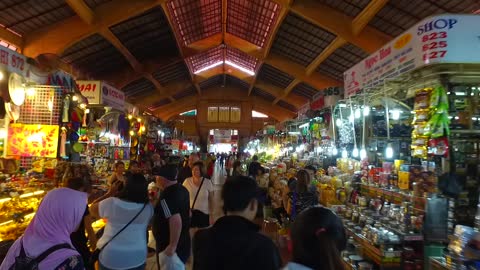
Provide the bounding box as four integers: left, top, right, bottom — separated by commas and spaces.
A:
0, 152, 346, 270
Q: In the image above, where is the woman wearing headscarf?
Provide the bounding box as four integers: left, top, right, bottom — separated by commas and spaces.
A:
0, 188, 88, 270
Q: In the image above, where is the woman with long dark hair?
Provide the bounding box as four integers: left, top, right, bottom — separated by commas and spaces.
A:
90, 174, 153, 270
283, 207, 347, 270
287, 170, 318, 219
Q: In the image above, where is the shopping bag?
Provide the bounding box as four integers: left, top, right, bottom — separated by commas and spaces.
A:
158, 252, 185, 270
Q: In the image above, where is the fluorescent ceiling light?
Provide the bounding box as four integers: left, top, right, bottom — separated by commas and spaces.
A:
225, 60, 255, 75
194, 61, 223, 74
299, 123, 309, 128
288, 131, 300, 135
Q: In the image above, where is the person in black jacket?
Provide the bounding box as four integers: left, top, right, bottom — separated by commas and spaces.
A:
193, 176, 282, 270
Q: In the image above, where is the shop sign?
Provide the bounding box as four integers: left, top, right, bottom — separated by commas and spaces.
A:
214, 130, 231, 143
7, 124, 59, 158
77, 80, 101, 104
101, 82, 125, 110
0, 45, 27, 77
310, 93, 324, 111
344, 15, 480, 98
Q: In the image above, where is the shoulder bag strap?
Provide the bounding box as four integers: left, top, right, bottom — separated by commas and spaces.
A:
191, 177, 205, 210
34, 243, 71, 263
100, 202, 147, 251
18, 238, 72, 267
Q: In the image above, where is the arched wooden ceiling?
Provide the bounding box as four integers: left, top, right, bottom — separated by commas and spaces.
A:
0, 0, 478, 120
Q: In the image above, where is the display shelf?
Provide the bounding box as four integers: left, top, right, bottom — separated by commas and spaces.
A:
345, 227, 401, 268
78, 141, 110, 144
360, 183, 426, 212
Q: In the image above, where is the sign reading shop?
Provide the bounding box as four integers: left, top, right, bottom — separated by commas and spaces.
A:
344, 15, 480, 98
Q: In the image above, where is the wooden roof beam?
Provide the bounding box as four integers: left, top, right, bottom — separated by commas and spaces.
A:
144, 73, 175, 102
99, 57, 184, 88
132, 80, 193, 106
23, 0, 161, 57
352, 0, 389, 36
273, 79, 301, 104
304, 0, 388, 79
290, 0, 391, 54
159, 0, 201, 95
193, 70, 305, 108
305, 37, 346, 76
65, 0, 95, 25
248, 0, 292, 96
64, 0, 173, 101
155, 94, 296, 122
0, 28, 23, 50
64, 0, 172, 100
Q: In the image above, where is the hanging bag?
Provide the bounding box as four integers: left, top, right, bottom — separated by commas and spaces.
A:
190, 177, 210, 228
89, 203, 147, 265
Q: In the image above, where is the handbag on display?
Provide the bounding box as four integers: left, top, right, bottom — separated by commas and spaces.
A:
190, 177, 210, 228
88, 203, 147, 265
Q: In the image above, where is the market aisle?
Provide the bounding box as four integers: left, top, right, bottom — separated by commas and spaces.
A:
211, 161, 226, 186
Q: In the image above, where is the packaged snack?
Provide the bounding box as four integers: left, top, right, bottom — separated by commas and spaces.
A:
412, 136, 429, 146
412, 145, 428, 159
414, 88, 432, 110
413, 110, 430, 124
414, 123, 429, 136
428, 137, 449, 157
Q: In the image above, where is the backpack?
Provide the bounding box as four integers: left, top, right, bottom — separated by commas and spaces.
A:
12, 239, 71, 270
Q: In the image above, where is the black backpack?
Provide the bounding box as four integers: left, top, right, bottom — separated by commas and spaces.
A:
12, 239, 71, 270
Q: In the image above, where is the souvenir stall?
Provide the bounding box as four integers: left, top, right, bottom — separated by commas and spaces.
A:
0, 61, 88, 242
318, 14, 480, 270
68, 80, 134, 184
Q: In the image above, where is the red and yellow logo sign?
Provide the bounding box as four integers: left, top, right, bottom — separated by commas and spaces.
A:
394, 33, 412, 49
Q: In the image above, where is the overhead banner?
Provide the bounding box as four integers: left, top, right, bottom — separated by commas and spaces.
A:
344, 15, 480, 98
77, 80, 101, 104
101, 82, 125, 110
0, 45, 27, 77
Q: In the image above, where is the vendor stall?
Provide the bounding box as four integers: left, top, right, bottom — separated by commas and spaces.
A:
333, 14, 480, 270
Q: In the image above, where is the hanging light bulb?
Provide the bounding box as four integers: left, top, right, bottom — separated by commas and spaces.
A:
336, 118, 342, 127
385, 143, 394, 159
352, 147, 359, 157
391, 109, 401, 120
342, 149, 348, 158
332, 146, 338, 156
363, 106, 370, 116
360, 147, 367, 159
355, 108, 361, 119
